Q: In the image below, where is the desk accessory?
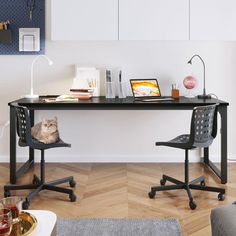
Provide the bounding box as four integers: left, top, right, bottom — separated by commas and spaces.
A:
118, 70, 126, 99
105, 70, 115, 98
27, 0, 36, 21
19, 28, 40, 52
183, 75, 196, 98
0, 20, 10, 30
130, 79, 173, 101
0, 30, 12, 44
0, 20, 12, 44
171, 83, 180, 99
187, 54, 211, 99
25, 55, 53, 99
71, 67, 100, 97
171, 89, 179, 99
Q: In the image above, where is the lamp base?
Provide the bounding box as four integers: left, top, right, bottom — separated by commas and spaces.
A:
24, 94, 39, 99
197, 94, 212, 99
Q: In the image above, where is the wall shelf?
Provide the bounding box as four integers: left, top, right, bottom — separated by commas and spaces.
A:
0, 0, 45, 55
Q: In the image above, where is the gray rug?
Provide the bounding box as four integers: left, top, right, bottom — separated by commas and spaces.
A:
57, 218, 182, 236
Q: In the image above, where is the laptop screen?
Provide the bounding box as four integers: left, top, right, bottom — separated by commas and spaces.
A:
130, 79, 161, 98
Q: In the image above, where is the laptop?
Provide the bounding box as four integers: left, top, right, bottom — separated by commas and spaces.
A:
130, 79, 173, 102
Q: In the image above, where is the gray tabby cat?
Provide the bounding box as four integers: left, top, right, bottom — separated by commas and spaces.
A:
31, 117, 59, 144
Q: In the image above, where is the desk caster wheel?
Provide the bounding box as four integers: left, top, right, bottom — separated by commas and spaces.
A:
4, 191, 11, 198
218, 193, 225, 201
32, 175, 40, 185
22, 201, 30, 210
189, 200, 197, 210
148, 191, 156, 199
160, 179, 166, 186
200, 180, 206, 186
69, 180, 76, 188
69, 193, 77, 202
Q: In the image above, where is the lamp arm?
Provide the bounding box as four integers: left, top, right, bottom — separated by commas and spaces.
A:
189, 54, 206, 95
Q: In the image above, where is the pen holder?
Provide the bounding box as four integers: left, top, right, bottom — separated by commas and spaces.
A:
171, 89, 180, 99
118, 82, 126, 99
92, 87, 99, 97
105, 82, 115, 99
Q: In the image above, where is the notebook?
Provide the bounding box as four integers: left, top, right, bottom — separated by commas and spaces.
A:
130, 79, 173, 101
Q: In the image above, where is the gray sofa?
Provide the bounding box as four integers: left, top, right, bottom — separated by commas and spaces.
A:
211, 202, 236, 236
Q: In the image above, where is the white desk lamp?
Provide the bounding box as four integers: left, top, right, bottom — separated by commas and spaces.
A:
25, 55, 53, 99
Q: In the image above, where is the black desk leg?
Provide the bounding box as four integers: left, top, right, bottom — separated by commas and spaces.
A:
204, 147, 209, 165
219, 106, 227, 184
10, 106, 16, 184
29, 110, 35, 163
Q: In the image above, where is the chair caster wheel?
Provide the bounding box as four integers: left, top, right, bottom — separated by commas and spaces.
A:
69, 193, 77, 202
200, 180, 206, 186
4, 191, 11, 198
69, 180, 76, 188
22, 201, 30, 210
160, 179, 166, 186
218, 193, 225, 201
189, 200, 197, 210
32, 175, 40, 185
148, 191, 156, 199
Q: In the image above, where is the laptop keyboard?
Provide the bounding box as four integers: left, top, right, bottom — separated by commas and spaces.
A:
140, 98, 174, 102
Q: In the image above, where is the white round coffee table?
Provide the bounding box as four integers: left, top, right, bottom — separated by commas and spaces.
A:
25, 210, 57, 236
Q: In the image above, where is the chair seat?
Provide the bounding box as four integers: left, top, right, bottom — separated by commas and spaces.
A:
156, 134, 192, 149
156, 133, 214, 149
19, 138, 71, 150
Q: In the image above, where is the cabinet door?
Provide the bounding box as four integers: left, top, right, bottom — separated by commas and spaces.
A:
119, 0, 189, 40
51, 0, 118, 40
190, 0, 236, 40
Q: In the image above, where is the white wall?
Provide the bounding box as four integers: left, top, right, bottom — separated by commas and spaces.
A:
0, 1, 235, 163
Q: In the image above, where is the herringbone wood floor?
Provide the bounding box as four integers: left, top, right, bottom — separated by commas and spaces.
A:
0, 163, 236, 236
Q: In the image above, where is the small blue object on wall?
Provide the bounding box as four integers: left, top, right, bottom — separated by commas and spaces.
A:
0, 0, 45, 55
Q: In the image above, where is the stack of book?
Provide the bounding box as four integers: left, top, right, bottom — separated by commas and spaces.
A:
69, 89, 93, 100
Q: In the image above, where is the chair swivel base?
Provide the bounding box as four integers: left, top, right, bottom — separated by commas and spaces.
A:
4, 174, 77, 210
148, 174, 225, 210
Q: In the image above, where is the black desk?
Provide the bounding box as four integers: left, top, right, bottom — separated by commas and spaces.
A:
9, 96, 229, 184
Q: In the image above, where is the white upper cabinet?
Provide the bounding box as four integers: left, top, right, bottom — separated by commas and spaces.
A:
190, 0, 236, 40
51, 0, 118, 40
119, 0, 189, 40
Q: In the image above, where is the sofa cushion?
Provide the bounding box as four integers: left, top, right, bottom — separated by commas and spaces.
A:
211, 204, 236, 236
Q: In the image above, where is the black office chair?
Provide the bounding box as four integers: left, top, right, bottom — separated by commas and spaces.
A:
148, 104, 225, 210
4, 105, 76, 209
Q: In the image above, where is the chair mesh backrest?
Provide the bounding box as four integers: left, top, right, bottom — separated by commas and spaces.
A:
15, 106, 31, 145
190, 104, 217, 145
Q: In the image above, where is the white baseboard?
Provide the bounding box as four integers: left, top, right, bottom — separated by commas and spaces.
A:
1, 154, 233, 163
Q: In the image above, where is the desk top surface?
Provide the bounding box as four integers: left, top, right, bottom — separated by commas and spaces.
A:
9, 96, 229, 110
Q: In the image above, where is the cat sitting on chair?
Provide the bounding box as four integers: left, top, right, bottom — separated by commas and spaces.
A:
31, 117, 59, 144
